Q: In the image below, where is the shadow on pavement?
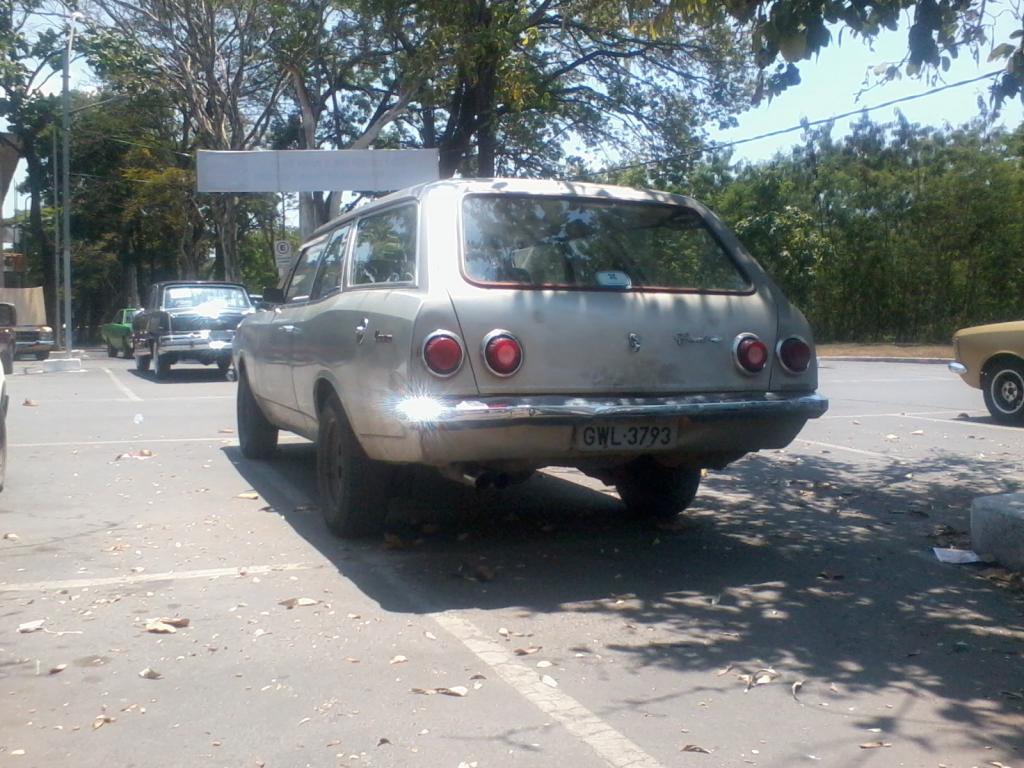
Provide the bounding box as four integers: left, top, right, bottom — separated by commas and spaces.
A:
226, 442, 1024, 756
127, 367, 231, 384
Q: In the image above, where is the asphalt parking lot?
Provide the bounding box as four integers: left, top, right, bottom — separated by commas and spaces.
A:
1, 354, 1022, 767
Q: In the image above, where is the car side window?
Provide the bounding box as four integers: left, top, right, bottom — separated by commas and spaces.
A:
285, 241, 326, 303
349, 205, 417, 287
310, 226, 351, 300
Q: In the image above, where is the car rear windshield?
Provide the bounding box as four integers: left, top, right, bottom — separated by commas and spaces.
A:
162, 286, 250, 310
462, 195, 749, 292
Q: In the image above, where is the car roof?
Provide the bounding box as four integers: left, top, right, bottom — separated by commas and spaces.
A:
310, 178, 697, 239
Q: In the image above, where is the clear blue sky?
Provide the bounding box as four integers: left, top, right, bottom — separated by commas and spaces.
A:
708, 20, 1022, 164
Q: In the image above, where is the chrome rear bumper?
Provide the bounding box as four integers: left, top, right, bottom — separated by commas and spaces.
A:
396, 391, 828, 429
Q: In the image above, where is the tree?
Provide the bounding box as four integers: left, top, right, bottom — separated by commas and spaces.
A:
0, 0, 65, 326
659, 1, 1022, 109
89, 0, 288, 280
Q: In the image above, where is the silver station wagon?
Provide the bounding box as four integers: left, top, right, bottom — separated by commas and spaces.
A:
234, 179, 828, 536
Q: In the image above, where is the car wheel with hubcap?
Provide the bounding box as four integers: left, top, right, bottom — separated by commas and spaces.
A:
316, 394, 391, 538
983, 359, 1024, 425
236, 367, 278, 459
615, 457, 701, 520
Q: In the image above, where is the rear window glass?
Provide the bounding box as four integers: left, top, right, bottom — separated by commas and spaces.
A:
462, 195, 749, 292
162, 286, 250, 310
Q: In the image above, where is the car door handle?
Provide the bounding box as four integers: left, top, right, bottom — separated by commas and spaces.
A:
355, 318, 369, 343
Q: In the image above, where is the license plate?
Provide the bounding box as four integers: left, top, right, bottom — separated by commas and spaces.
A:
574, 422, 678, 452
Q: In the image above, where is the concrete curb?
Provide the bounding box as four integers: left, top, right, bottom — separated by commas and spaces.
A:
818, 356, 952, 365
971, 493, 1024, 572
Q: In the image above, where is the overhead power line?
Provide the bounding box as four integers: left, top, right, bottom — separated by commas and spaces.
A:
594, 69, 1004, 177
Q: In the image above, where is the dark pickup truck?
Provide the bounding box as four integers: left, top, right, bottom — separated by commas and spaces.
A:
132, 281, 253, 379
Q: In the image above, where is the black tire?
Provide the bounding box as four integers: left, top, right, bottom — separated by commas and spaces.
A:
237, 367, 278, 459
615, 457, 701, 520
316, 394, 391, 538
107, 343, 118, 358
0, 402, 7, 493
154, 347, 171, 379
1, 350, 11, 375
217, 359, 231, 375
982, 359, 1024, 425
135, 350, 150, 372
34, 352, 49, 361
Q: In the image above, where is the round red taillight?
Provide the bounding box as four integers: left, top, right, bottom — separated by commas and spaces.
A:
735, 334, 768, 374
483, 331, 523, 376
778, 336, 811, 373
423, 332, 463, 377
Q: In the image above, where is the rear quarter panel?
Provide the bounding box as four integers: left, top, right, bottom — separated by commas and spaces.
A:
955, 321, 1024, 389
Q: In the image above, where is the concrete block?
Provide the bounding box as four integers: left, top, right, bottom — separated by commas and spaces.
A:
971, 493, 1024, 571
41, 357, 82, 373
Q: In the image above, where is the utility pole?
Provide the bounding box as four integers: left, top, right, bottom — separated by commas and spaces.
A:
60, 13, 80, 352
51, 129, 61, 350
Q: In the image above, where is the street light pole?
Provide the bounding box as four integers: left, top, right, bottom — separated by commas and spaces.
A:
60, 13, 79, 352
51, 129, 61, 351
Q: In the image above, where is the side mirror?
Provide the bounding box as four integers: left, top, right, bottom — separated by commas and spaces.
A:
261, 286, 285, 306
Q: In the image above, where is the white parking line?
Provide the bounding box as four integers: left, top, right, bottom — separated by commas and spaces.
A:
0, 562, 312, 592
794, 439, 900, 461
898, 414, 1023, 432
11, 435, 310, 449
820, 409, 976, 421
103, 367, 143, 402
431, 611, 666, 768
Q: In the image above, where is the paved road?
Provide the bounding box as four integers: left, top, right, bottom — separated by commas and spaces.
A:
1, 354, 1022, 767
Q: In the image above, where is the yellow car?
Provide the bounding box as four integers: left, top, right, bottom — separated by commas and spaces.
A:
949, 321, 1024, 424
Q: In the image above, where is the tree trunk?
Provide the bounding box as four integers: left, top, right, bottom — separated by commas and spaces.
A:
213, 194, 239, 281
21, 142, 57, 327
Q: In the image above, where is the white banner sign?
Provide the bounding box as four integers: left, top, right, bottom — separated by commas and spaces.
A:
196, 149, 440, 193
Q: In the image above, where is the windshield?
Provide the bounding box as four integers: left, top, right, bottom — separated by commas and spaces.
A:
162, 286, 250, 311
462, 195, 750, 292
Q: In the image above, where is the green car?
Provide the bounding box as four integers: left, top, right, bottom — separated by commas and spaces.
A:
101, 308, 140, 358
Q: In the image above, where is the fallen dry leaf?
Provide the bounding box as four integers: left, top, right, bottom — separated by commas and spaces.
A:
17, 620, 44, 633
138, 667, 162, 680
115, 449, 153, 461
424, 631, 437, 641
3, 532, 19, 541
739, 667, 779, 691
144, 619, 178, 634
498, 627, 510, 639
377, 738, 391, 747
859, 742, 892, 749
536, 660, 552, 668
236, 491, 260, 500
514, 646, 542, 656
681, 744, 710, 754
389, 655, 408, 665
541, 675, 558, 688
792, 680, 804, 701
218, 428, 235, 434
715, 664, 734, 677
49, 664, 67, 675
411, 686, 468, 697
22, 399, 38, 407
92, 715, 115, 730
278, 597, 319, 609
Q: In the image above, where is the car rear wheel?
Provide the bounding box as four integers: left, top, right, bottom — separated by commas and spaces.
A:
237, 368, 278, 459
615, 458, 701, 520
154, 346, 171, 379
317, 394, 391, 538
983, 359, 1024, 425
107, 343, 118, 357
217, 359, 231, 376
34, 352, 49, 361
